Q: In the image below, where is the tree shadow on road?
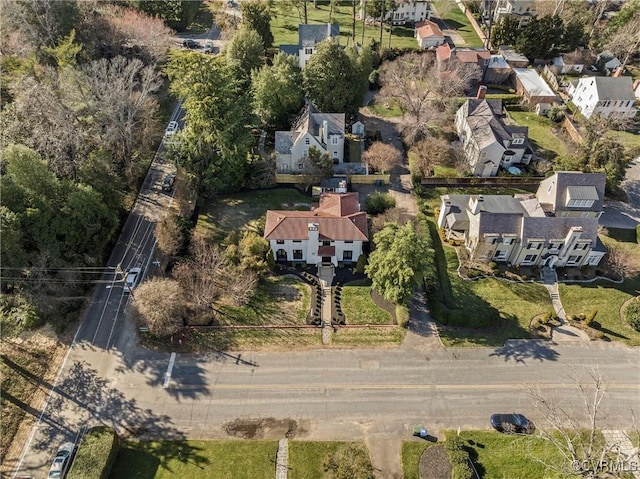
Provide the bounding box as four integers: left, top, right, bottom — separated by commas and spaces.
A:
32, 360, 185, 453
489, 340, 560, 364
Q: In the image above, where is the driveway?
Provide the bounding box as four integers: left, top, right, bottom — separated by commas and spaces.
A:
600, 158, 640, 229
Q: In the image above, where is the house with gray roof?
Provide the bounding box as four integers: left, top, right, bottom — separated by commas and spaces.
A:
279, 23, 339, 69
568, 76, 637, 120
275, 103, 345, 173
437, 172, 607, 268
455, 98, 531, 177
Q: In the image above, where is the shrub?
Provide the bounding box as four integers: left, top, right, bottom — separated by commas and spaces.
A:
365, 192, 396, 215
446, 435, 473, 479
540, 313, 551, 325
577, 313, 586, 321
625, 300, 640, 332
396, 304, 409, 328
452, 462, 474, 479
548, 105, 565, 122
355, 254, 367, 274
67, 426, 119, 479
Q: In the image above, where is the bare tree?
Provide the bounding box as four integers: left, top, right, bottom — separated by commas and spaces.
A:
409, 137, 463, 178
379, 53, 479, 144
525, 368, 638, 479
133, 278, 184, 336
156, 214, 185, 258
362, 141, 403, 173
224, 269, 258, 307
604, 242, 640, 280
370, 207, 413, 234
604, 11, 640, 69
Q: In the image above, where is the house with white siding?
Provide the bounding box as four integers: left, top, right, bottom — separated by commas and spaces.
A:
264, 193, 368, 267
437, 172, 607, 268
279, 23, 339, 69
274, 104, 345, 173
568, 76, 637, 120
360, 0, 432, 25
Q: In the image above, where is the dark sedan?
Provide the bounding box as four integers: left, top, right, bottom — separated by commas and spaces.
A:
490, 413, 534, 434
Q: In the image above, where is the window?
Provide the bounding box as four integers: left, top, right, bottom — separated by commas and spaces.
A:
305, 138, 310, 145
322, 240, 331, 246
574, 242, 589, 250
298, 163, 304, 170
331, 137, 339, 145
526, 242, 542, 250
503, 238, 514, 245
344, 240, 353, 244
293, 250, 303, 260
486, 237, 498, 244
524, 254, 538, 263
343, 250, 353, 261
567, 255, 581, 264
494, 250, 507, 260
293, 240, 302, 243
303, 149, 308, 157
567, 199, 594, 208
333, 151, 338, 158
512, 137, 524, 145
276, 240, 284, 244
549, 242, 563, 250
305, 48, 313, 55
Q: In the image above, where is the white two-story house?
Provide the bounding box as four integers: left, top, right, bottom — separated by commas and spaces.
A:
279, 23, 339, 69
264, 192, 368, 267
455, 97, 530, 177
568, 76, 637, 120
360, 0, 432, 25
437, 172, 607, 268
275, 104, 345, 173
483, 0, 537, 27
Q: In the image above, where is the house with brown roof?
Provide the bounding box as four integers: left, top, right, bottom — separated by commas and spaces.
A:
415, 20, 445, 49
264, 192, 368, 267
437, 44, 491, 70
437, 172, 607, 268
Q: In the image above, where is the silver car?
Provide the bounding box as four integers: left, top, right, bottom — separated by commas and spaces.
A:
48, 442, 74, 478
124, 267, 142, 293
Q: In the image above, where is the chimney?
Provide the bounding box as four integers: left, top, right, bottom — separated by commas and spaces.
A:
613, 66, 623, 78
322, 120, 329, 144
470, 195, 484, 214
477, 85, 487, 100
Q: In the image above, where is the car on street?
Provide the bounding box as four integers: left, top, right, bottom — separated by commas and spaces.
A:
124, 267, 142, 293
183, 39, 200, 49
161, 173, 176, 193
165, 121, 179, 137
48, 442, 74, 478
490, 413, 534, 434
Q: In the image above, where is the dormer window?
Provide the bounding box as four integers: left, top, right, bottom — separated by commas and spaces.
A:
512, 137, 524, 145
566, 186, 597, 208
305, 48, 313, 55
331, 137, 339, 145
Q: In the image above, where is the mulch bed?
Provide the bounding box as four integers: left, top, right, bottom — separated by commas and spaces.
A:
419, 444, 452, 479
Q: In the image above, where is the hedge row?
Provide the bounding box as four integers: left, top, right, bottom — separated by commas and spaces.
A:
67, 426, 119, 479
445, 436, 474, 479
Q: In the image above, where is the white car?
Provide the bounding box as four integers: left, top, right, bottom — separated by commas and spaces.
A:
48, 442, 74, 478
165, 121, 179, 137
124, 267, 142, 293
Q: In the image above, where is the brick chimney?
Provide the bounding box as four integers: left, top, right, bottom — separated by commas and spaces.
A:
613, 66, 624, 78
477, 85, 487, 100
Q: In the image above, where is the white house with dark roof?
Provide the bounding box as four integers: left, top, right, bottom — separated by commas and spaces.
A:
484, 0, 537, 27
279, 23, 339, 69
437, 172, 607, 268
568, 76, 637, 120
264, 192, 368, 267
360, 0, 432, 25
455, 98, 531, 177
275, 103, 345, 173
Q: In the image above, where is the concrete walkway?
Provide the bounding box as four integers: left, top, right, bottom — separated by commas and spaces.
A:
275, 438, 289, 479
541, 268, 590, 342
318, 265, 335, 345
602, 430, 640, 479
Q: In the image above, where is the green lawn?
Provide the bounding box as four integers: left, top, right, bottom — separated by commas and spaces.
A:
366, 101, 404, 118
431, 0, 484, 47
401, 441, 435, 479
605, 130, 640, 156
341, 279, 393, 325
433, 164, 463, 177
331, 326, 405, 346
288, 441, 370, 479
434, 246, 550, 347
454, 431, 577, 479
270, 1, 418, 50
506, 108, 571, 160
196, 188, 311, 242
111, 440, 278, 479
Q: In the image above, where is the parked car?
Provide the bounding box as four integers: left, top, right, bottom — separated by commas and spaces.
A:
48, 442, 74, 478
490, 413, 534, 434
588, 65, 599, 72
203, 41, 213, 54
161, 174, 176, 193
183, 39, 200, 49
124, 267, 142, 293
165, 121, 179, 137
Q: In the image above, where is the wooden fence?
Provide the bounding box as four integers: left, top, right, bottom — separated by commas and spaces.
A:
420, 176, 545, 188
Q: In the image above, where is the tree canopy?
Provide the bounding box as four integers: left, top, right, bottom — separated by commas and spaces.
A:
365, 222, 433, 304
240, 0, 274, 49
251, 52, 304, 128
226, 27, 265, 83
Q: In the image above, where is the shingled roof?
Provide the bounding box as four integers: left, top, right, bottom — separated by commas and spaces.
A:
264, 193, 368, 242
461, 99, 528, 150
